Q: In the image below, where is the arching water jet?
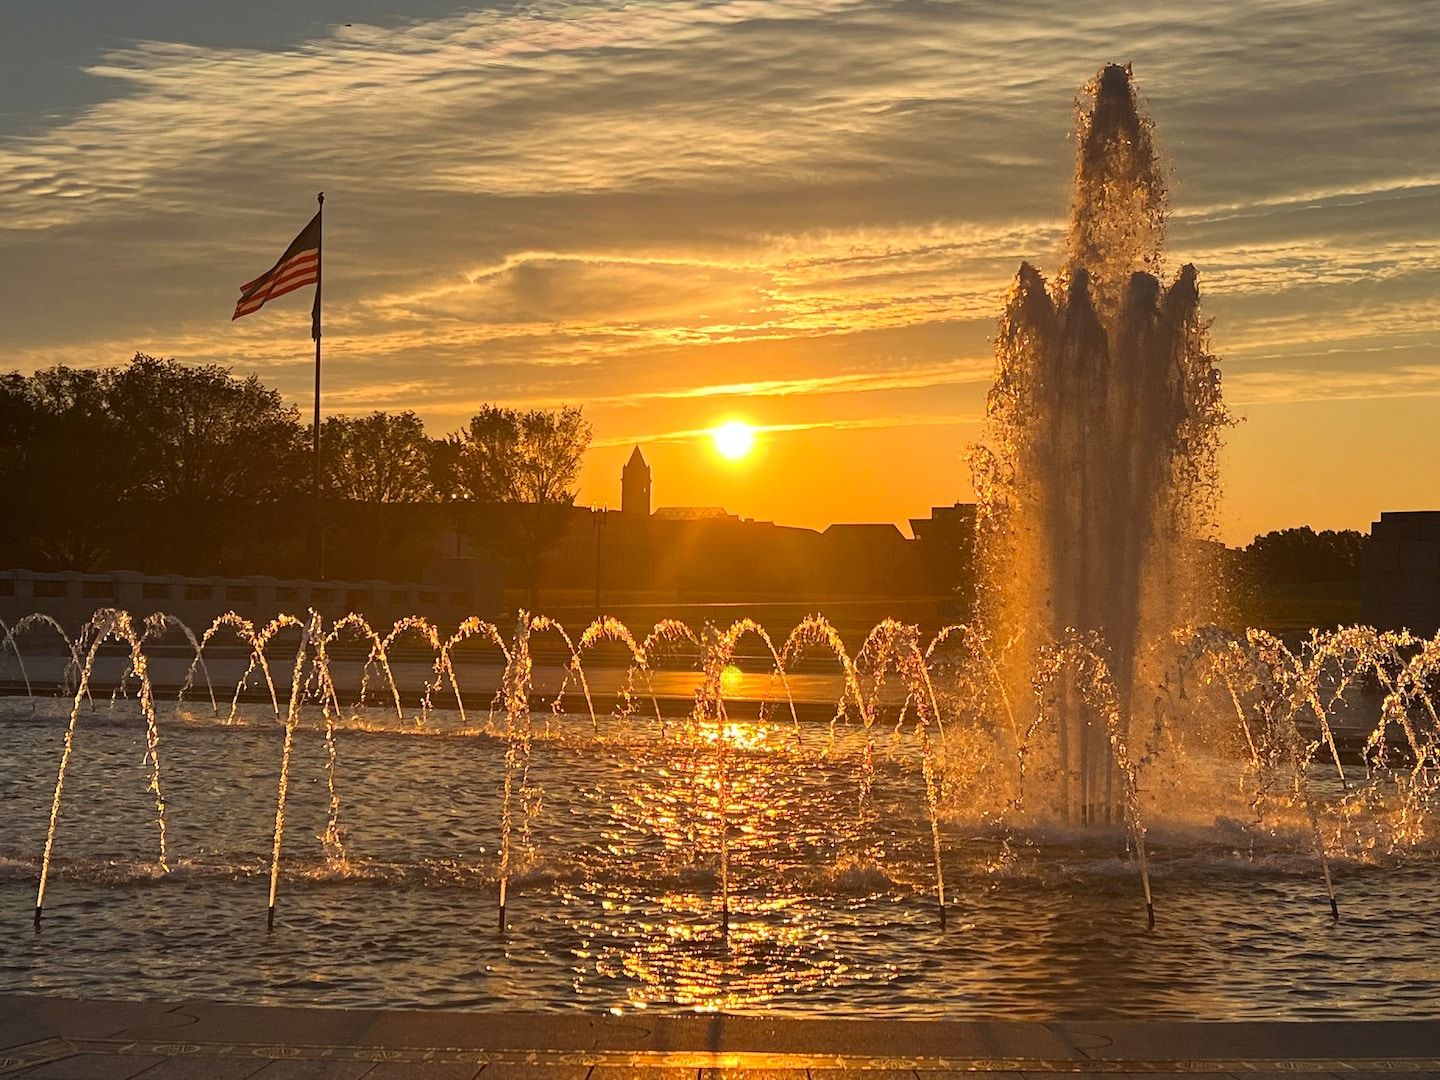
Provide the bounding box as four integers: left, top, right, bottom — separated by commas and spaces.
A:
267, 612, 318, 932
35, 608, 169, 927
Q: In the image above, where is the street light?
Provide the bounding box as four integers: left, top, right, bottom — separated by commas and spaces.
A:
593, 506, 608, 616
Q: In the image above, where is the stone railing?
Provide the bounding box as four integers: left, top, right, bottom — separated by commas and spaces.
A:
0, 568, 501, 635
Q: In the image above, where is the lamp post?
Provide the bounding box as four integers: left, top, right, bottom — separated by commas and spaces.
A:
593, 507, 608, 617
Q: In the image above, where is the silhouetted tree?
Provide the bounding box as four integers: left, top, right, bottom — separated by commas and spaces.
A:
452, 404, 591, 606
107, 354, 305, 505
318, 411, 446, 580
1, 357, 603, 588
320, 411, 434, 502
0, 366, 130, 568
101, 355, 307, 572
0, 355, 308, 573
1242, 527, 1365, 584
427, 433, 465, 502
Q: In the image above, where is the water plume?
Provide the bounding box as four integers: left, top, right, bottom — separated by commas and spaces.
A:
324, 613, 402, 721
437, 616, 511, 728
198, 613, 290, 720
376, 616, 447, 724
148, 612, 218, 716
6, 613, 85, 699
0, 619, 35, 704
972, 64, 1227, 827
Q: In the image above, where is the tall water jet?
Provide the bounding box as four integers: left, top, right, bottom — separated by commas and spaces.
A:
972, 64, 1227, 824
267, 613, 317, 931
496, 612, 536, 932
35, 609, 169, 926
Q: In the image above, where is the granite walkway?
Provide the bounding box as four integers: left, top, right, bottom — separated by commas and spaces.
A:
1, 996, 1437, 1080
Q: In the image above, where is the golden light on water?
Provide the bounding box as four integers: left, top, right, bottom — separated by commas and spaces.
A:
719, 663, 745, 697
711, 420, 756, 461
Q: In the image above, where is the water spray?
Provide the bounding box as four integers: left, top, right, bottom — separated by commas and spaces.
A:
36, 610, 169, 929
1, 619, 35, 706
496, 613, 535, 939
716, 704, 732, 941
16, 598, 1440, 965
265, 613, 316, 932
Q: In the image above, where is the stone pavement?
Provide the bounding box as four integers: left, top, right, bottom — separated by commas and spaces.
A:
1, 995, 1438, 1080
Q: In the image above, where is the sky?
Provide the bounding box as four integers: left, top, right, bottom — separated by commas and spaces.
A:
1, 0, 1437, 544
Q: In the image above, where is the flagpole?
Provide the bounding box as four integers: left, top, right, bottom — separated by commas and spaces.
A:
312, 191, 325, 580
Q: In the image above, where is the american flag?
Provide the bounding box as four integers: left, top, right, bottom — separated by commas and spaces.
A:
232, 209, 322, 336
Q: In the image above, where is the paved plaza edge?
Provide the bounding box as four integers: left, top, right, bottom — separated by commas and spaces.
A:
2, 995, 1438, 1078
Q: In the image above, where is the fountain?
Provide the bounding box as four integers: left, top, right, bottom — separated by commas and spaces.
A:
970, 63, 1227, 830
2, 66, 1439, 1016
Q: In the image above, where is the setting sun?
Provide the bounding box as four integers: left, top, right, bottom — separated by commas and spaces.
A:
711, 420, 756, 461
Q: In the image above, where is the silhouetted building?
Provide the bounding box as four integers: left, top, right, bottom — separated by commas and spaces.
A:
529, 452, 975, 609
621, 446, 651, 517
821, 524, 916, 593
1362, 511, 1440, 634
653, 506, 736, 523
910, 503, 978, 596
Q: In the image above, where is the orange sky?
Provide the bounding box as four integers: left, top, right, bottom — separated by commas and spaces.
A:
2, 1, 1438, 543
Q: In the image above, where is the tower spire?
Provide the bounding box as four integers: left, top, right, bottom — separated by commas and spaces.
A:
622, 445, 651, 516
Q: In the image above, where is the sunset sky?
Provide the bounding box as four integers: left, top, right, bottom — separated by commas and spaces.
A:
2, 0, 1437, 544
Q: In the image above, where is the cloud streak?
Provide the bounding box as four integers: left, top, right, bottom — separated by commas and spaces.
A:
0, 0, 1437, 536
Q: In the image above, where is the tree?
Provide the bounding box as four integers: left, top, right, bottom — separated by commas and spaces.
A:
317, 411, 447, 580
1242, 527, 1365, 584
106, 354, 305, 506
427, 433, 466, 502
0, 366, 129, 568
320, 411, 435, 502
105, 354, 308, 573
452, 404, 592, 607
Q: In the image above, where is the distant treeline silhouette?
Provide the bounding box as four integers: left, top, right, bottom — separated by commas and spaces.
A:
0, 354, 590, 591
1237, 527, 1364, 584
1, 354, 1367, 598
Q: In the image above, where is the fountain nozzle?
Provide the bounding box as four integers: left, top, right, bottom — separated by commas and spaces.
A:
1146, 901, 1155, 930
1330, 896, 1339, 921
267, 905, 275, 932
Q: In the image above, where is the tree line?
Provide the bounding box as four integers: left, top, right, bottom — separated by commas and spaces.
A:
0, 353, 591, 593
0, 353, 1374, 601
1232, 527, 1365, 584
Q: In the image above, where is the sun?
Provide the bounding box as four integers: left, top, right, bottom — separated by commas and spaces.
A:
711, 420, 756, 461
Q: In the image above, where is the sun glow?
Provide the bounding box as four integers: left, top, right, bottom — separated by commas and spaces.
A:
711, 420, 756, 461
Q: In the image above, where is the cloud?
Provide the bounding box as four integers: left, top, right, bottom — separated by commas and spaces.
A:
593, 409, 985, 449
517, 356, 993, 409
0, 0, 1437, 533
1228, 364, 1440, 407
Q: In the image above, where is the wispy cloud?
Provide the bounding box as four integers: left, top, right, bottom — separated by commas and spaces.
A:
518, 357, 993, 409
0, 0, 1437, 534
593, 410, 985, 449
